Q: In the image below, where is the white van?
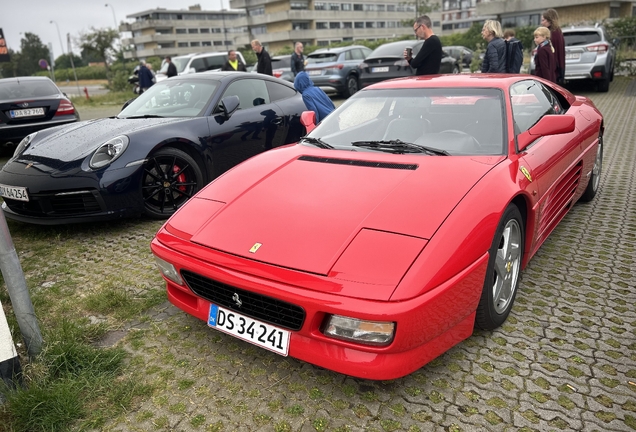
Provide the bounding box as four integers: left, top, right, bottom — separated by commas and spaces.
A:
155, 51, 247, 82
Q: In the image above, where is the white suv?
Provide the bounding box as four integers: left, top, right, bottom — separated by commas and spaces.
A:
155, 51, 247, 82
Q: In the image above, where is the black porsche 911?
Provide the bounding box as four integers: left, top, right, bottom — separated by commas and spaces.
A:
0, 76, 80, 152
0, 72, 307, 224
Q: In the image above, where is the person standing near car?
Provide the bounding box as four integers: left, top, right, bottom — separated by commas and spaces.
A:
542, 9, 565, 84
533, 27, 557, 83
294, 71, 335, 123
291, 42, 305, 76
251, 40, 273, 76
403, 15, 442, 75
164, 56, 178, 78
222, 50, 247, 72
138, 61, 155, 94
480, 20, 507, 73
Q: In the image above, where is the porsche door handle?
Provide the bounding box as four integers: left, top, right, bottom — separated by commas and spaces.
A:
272, 117, 283, 125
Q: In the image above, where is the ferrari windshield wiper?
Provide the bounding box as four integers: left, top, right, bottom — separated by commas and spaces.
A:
300, 136, 334, 149
351, 140, 450, 155
123, 114, 165, 119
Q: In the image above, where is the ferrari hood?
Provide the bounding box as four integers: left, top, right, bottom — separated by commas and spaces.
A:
19, 117, 188, 163
187, 147, 502, 276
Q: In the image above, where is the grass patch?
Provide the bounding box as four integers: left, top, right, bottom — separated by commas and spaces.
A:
70, 90, 137, 107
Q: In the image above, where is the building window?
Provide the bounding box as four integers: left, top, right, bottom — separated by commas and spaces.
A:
317, 40, 330, 46
329, 3, 340, 10
365, 21, 375, 28
343, 37, 353, 41
292, 21, 310, 30
377, 21, 385, 28
316, 22, 329, 29
442, 23, 452, 30
178, 42, 188, 47
200, 28, 210, 33
176, 28, 187, 34
191, 41, 200, 47
354, 21, 364, 28
188, 28, 198, 34
341, 3, 351, 10
330, 22, 341, 29
214, 41, 223, 46
342, 21, 352, 28
202, 41, 212, 46
315, 2, 327, 10
291, 1, 309, 9
377, 4, 385, 11
354, 4, 363, 11
252, 25, 267, 34
433, 21, 440, 27
387, 4, 395, 11
610, 5, 621, 18
249, 7, 265, 16
387, 21, 396, 28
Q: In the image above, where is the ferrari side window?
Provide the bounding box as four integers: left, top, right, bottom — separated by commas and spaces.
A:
510, 80, 551, 133
538, 83, 564, 114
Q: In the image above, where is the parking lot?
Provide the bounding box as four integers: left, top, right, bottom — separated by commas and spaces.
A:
6, 78, 636, 431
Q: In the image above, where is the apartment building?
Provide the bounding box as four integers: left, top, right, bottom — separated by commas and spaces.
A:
477, 0, 636, 28
441, 0, 493, 34
120, 2, 442, 58
119, 5, 249, 59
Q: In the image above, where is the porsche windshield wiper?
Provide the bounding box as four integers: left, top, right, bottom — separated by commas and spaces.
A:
300, 136, 334, 149
351, 140, 450, 155
123, 114, 165, 119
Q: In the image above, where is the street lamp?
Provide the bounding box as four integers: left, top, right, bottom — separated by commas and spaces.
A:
50, 20, 65, 56
105, 3, 118, 29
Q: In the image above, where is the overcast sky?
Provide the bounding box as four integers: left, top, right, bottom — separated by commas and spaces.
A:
3, 0, 230, 57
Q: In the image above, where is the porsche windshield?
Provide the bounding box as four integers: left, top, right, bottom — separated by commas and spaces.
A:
118, 80, 219, 118
308, 88, 506, 156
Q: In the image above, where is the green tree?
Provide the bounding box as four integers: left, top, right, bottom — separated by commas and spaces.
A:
79, 27, 118, 82
0, 48, 20, 77
18, 32, 51, 76
54, 53, 85, 69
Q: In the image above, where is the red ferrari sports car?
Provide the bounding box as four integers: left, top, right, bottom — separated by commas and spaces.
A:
151, 74, 603, 380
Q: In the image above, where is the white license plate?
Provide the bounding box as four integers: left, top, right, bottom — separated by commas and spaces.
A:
0, 184, 29, 202
10, 108, 45, 119
371, 66, 389, 73
307, 70, 321, 75
565, 53, 580, 60
208, 304, 290, 356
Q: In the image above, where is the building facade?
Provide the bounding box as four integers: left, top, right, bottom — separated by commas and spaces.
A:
477, 0, 636, 29
441, 0, 493, 34
120, 2, 442, 58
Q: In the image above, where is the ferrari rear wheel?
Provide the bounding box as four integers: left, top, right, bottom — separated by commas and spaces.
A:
141, 148, 203, 219
475, 204, 524, 330
580, 131, 603, 202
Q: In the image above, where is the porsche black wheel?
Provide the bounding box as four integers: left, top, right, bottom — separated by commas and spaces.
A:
475, 204, 524, 330
580, 130, 603, 202
141, 148, 203, 219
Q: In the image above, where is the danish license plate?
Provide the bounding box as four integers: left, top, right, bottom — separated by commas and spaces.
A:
565, 52, 580, 60
308, 70, 321, 75
208, 304, 290, 356
10, 108, 45, 118
372, 66, 389, 73
0, 184, 29, 202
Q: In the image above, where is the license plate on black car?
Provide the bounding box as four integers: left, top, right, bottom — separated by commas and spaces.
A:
10, 108, 45, 118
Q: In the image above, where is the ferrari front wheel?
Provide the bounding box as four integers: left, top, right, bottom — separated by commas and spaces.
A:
580, 131, 603, 202
141, 148, 204, 219
475, 204, 524, 330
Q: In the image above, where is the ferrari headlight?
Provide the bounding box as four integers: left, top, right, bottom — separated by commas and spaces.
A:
154, 256, 183, 285
89, 135, 129, 169
13, 132, 38, 157
324, 315, 395, 346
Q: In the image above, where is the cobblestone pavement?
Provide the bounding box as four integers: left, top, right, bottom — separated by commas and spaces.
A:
8, 79, 635, 431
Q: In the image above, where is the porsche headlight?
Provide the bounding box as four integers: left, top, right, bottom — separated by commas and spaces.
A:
90, 136, 129, 169
13, 132, 38, 157
324, 315, 395, 346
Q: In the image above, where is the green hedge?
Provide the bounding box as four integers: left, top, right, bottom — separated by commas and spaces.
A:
34, 65, 108, 81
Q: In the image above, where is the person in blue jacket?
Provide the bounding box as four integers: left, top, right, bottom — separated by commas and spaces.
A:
293, 71, 335, 123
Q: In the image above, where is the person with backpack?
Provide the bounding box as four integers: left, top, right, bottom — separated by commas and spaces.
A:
503, 29, 524, 73
480, 20, 507, 73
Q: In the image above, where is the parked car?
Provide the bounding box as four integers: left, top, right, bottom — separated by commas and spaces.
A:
0, 76, 79, 153
0, 72, 306, 224
156, 51, 247, 82
271, 55, 294, 82
443, 45, 474, 69
530, 25, 617, 92
151, 74, 603, 380
359, 40, 460, 88
304, 45, 373, 97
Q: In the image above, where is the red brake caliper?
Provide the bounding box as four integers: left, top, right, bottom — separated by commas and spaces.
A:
173, 165, 186, 192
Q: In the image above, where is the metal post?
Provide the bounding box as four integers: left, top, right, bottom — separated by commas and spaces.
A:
0, 209, 42, 358
67, 33, 82, 98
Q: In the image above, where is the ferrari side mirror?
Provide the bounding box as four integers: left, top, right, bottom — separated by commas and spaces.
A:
517, 114, 575, 152
219, 95, 240, 119
300, 110, 317, 133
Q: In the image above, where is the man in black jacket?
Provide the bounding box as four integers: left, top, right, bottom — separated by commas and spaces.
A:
404, 15, 442, 75
291, 42, 305, 76
251, 40, 273, 76
164, 56, 178, 78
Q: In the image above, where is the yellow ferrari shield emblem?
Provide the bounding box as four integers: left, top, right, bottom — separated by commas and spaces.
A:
520, 166, 532, 182
249, 243, 262, 253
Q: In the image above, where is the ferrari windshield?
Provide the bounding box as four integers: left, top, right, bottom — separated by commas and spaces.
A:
118, 79, 219, 118
308, 88, 506, 156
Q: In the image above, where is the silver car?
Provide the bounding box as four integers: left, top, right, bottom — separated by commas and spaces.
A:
531, 25, 617, 92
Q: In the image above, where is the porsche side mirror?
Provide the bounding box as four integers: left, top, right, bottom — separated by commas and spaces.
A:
121, 98, 136, 111
517, 114, 575, 152
300, 110, 317, 133
219, 95, 240, 119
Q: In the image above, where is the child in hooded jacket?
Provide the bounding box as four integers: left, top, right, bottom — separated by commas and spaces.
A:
293, 72, 335, 123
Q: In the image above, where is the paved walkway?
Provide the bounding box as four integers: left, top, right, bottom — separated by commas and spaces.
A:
73, 78, 636, 431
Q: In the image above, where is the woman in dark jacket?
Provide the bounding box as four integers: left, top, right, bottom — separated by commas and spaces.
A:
542, 8, 565, 84
480, 20, 507, 73
533, 26, 557, 83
